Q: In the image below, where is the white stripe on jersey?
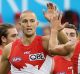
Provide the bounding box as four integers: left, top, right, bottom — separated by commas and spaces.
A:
10, 55, 52, 74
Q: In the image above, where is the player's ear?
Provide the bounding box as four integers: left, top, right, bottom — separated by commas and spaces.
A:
19, 22, 21, 26
36, 21, 39, 25
18, 21, 21, 26
1, 36, 7, 43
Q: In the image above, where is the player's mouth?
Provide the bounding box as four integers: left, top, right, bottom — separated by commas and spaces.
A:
27, 28, 32, 32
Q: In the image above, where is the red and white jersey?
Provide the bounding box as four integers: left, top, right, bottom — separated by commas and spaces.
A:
52, 56, 73, 74
71, 41, 80, 74
8, 36, 52, 74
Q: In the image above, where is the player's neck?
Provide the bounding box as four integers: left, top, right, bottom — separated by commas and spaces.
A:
0, 45, 4, 50
22, 34, 36, 46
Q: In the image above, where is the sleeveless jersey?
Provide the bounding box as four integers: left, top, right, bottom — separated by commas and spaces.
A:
52, 56, 73, 74
9, 36, 52, 74
71, 41, 80, 74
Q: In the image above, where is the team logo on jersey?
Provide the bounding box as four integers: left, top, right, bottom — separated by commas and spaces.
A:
12, 57, 22, 62
29, 53, 45, 61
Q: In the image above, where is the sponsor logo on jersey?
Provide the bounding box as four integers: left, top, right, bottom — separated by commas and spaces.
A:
29, 52, 45, 61
12, 57, 22, 62
24, 51, 31, 54
56, 72, 66, 74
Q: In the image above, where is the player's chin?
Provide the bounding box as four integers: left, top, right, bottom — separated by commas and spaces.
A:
25, 33, 34, 37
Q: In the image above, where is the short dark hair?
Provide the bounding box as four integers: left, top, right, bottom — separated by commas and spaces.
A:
65, 24, 77, 30
0, 24, 15, 45
65, 24, 78, 36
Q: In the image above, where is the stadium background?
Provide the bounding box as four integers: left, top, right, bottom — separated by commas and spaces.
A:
0, 0, 80, 35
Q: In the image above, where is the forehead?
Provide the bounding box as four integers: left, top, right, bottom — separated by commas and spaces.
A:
7, 28, 18, 34
20, 12, 36, 20
63, 28, 76, 33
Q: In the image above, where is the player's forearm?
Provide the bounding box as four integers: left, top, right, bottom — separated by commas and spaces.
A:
48, 44, 70, 56
0, 61, 10, 74
58, 30, 69, 44
48, 29, 58, 52
48, 28, 69, 56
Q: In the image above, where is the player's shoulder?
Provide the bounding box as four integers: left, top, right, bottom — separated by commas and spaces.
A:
2, 42, 13, 59
4, 39, 20, 52
4, 42, 13, 53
